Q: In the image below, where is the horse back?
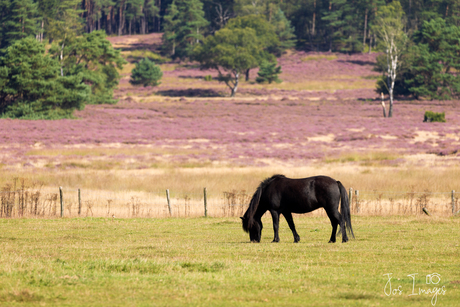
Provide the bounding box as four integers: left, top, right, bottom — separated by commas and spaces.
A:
262, 175, 340, 214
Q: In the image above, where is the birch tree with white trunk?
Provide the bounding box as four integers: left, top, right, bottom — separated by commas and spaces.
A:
373, 1, 407, 118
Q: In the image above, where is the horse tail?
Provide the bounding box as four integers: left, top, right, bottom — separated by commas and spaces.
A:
243, 175, 282, 232
337, 181, 355, 239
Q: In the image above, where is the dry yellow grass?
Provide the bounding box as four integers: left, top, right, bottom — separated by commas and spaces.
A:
3, 162, 460, 195
2, 161, 459, 218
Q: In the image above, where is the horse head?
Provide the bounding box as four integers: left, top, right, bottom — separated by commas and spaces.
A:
241, 217, 262, 243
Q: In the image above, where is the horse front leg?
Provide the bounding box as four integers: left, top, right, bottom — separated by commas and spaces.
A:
270, 210, 280, 242
283, 212, 300, 243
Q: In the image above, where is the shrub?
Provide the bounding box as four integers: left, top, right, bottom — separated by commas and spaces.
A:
130, 58, 163, 87
424, 111, 445, 123
256, 61, 282, 84
204, 75, 212, 81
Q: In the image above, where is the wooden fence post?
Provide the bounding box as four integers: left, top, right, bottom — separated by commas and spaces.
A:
204, 187, 208, 217
59, 187, 63, 218
452, 190, 455, 215
355, 190, 360, 214
78, 189, 81, 216
349, 188, 353, 212
166, 189, 172, 216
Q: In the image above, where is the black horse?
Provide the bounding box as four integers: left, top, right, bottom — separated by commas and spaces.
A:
241, 175, 354, 243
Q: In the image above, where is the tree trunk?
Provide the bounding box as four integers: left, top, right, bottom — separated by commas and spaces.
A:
60, 41, 65, 77
312, 0, 316, 36
363, 9, 368, 52
381, 93, 387, 117
129, 19, 132, 35
328, 1, 332, 52
386, 46, 397, 118
40, 20, 44, 42
231, 72, 239, 97
157, 0, 161, 32
141, 15, 146, 34
368, 34, 372, 54
388, 89, 394, 117
245, 69, 250, 81
118, 2, 125, 36
107, 7, 112, 35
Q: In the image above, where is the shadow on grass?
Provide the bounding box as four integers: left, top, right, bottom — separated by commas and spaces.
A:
178, 75, 209, 80
339, 293, 378, 300
339, 60, 376, 66
157, 89, 224, 98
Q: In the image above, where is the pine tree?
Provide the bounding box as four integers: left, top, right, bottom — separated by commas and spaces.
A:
126, 0, 143, 35
49, 30, 126, 105
162, 0, 180, 56
162, 0, 208, 59
45, 0, 84, 76
0, 0, 39, 50
406, 18, 460, 100
256, 61, 282, 84
0, 37, 89, 119
130, 58, 162, 87
322, 0, 363, 52
271, 9, 296, 54
140, 0, 158, 34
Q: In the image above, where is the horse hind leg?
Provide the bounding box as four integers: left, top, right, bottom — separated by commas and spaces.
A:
340, 214, 349, 243
283, 212, 300, 243
325, 209, 341, 243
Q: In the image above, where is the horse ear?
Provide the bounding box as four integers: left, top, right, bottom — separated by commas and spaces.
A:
240, 217, 245, 221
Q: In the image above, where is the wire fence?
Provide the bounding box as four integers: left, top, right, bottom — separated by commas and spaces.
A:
348, 189, 458, 216
0, 184, 458, 219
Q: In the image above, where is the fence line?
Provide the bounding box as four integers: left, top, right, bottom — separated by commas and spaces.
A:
1, 185, 458, 219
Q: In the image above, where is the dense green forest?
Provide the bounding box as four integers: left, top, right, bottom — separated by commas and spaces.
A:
1, 0, 459, 51
1, 0, 460, 119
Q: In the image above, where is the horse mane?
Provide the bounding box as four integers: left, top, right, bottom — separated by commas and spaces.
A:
243, 174, 285, 232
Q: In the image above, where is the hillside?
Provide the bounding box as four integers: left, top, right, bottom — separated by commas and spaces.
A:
0, 33, 460, 198
0, 34, 458, 170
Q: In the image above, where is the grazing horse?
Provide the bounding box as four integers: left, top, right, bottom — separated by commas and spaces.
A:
241, 175, 354, 243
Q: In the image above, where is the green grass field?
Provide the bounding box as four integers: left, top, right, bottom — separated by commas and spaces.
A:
0, 216, 459, 306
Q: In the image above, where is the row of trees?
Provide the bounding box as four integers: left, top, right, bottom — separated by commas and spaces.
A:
1, 1, 459, 51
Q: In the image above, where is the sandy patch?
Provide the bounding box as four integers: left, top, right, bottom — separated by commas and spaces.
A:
188, 139, 210, 143
380, 135, 398, 140
347, 128, 365, 132
308, 134, 335, 143
411, 131, 439, 143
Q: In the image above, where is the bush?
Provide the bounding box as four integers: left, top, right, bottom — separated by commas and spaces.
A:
424, 111, 445, 123
130, 58, 163, 87
204, 75, 212, 81
256, 61, 282, 84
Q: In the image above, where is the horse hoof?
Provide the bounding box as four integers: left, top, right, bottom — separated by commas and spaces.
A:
328, 240, 336, 243
271, 239, 279, 243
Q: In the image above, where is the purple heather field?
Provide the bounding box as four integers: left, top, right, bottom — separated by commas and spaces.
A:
1, 34, 460, 169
